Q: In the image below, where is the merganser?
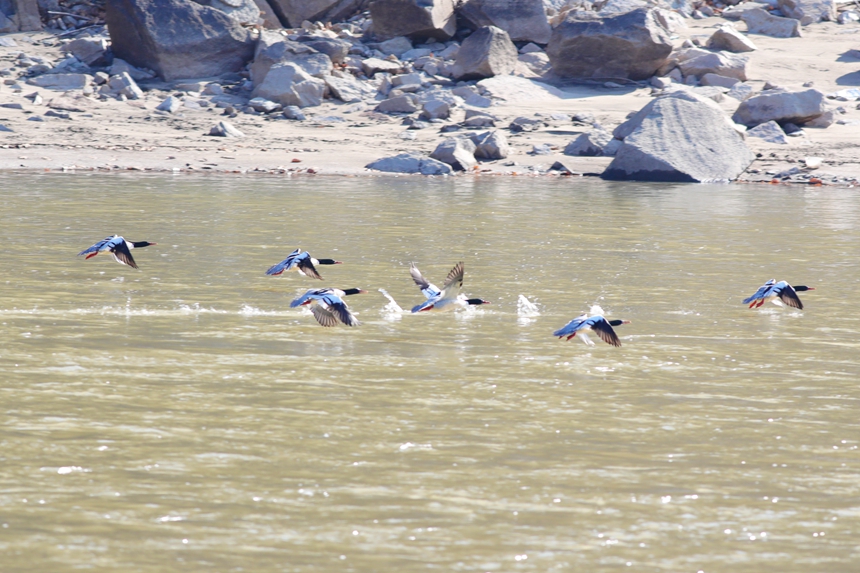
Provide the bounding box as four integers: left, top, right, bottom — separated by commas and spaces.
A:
77, 235, 157, 269
409, 262, 490, 313
290, 287, 366, 327
265, 248, 341, 280
553, 314, 630, 347
743, 279, 815, 310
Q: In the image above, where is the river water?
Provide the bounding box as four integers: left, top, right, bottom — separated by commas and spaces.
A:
1, 173, 858, 572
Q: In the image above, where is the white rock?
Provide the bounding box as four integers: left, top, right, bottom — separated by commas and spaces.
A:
430, 137, 477, 170
746, 120, 788, 143
706, 25, 757, 53
366, 153, 452, 175
26, 73, 92, 90
732, 88, 827, 126
156, 95, 182, 113
209, 121, 245, 137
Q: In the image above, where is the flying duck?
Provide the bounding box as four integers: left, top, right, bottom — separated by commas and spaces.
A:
743, 279, 815, 310
553, 314, 630, 347
290, 287, 366, 327
77, 235, 156, 269
265, 248, 341, 280
410, 261, 490, 313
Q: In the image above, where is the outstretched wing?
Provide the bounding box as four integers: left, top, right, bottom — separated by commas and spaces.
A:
265, 248, 302, 276
311, 304, 340, 327
78, 236, 115, 257
439, 262, 464, 299
743, 279, 776, 305
411, 296, 438, 313
296, 253, 323, 280
111, 239, 138, 268
410, 263, 440, 299
775, 283, 803, 310
290, 288, 328, 308
587, 316, 622, 347
315, 294, 359, 327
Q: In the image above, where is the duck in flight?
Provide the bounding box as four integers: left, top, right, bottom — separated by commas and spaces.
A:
553, 314, 630, 347
265, 248, 341, 280
743, 279, 815, 310
77, 235, 157, 269
410, 261, 490, 313
290, 287, 366, 327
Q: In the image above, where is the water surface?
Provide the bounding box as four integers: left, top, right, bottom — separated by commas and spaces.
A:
1, 174, 859, 572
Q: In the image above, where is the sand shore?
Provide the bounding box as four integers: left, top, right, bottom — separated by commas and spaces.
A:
0, 18, 858, 184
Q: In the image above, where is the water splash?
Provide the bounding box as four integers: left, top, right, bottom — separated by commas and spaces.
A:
589, 304, 605, 316
517, 295, 540, 325
379, 288, 404, 321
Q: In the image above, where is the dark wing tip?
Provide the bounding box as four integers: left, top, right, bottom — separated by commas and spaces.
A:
444, 261, 465, 289
591, 319, 621, 347
297, 257, 323, 279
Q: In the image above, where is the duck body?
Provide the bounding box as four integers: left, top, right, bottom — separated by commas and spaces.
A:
290, 287, 366, 327
553, 314, 629, 347
743, 279, 814, 310
409, 262, 490, 313
77, 235, 156, 269
266, 248, 341, 280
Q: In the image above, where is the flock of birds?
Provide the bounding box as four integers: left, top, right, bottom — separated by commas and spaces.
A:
78, 235, 816, 348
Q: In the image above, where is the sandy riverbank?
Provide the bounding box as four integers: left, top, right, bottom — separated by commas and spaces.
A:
0, 17, 858, 184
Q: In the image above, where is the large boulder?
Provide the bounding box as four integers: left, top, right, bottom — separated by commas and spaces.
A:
469, 130, 510, 159
731, 88, 827, 127
295, 35, 351, 64
251, 62, 325, 107
106, 0, 255, 81
452, 25, 518, 80
741, 8, 802, 38
603, 92, 754, 182
0, 0, 41, 32
366, 153, 453, 175
777, 0, 835, 25
460, 0, 552, 44
195, 0, 261, 25
547, 8, 673, 80
431, 137, 478, 170
370, 0, 456, 41
678, 51, 749, 81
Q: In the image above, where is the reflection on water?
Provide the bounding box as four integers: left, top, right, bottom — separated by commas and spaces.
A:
1, 174, 859, 572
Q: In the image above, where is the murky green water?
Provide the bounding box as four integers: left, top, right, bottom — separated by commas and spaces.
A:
1, 173, 859, 572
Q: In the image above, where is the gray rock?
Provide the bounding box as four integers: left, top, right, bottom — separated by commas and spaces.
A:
452, 26, 518, 81
199, 0, 261, 24
366, 152, 453, 174
689, 85, 727, 102
805, 109, 835, 127
106, 0, 255, 81
564, 129, 613, 156
324, 74, 375, 102
421, 99, 450, 119
721, 2, 769, 19
156, 95, 182, 113
746, 120, 788, 143
700, 73, 740, 88
26, 73, 91, 90
460, 0, 552, 44
706, 24, 757, 53
361, 57, 404, 76
295, 36, 351, 65
777, 0, 835, 25
251, 62, 325, 107
741, 8, 802, 38
732, 88, 826, 127
370, 0, 457, 41
45, 110, 70, 119
678, 52, 749, 81
110, 58, 156, 81
392, 73, 423, 87
727, 81, 755, 101
518, 52, 551, 75
378, 36, 413, 56
266, 0, 339, 27
283, 105, 306, 120
430, 137, 478, 170
547, 8, 673, 80
531, 143, 553, 155
375, 94, 419, 113
519, 42, 544, 54
470, 129, 509, 159
62, 38, 110, 67
509, 116, 542, 132
209, 120, 245, 137
251, 35, 332, 85
603, 91, 754, 182
602, 138, 622, 156
108, 72, 143, 99
248, 97, 282, 112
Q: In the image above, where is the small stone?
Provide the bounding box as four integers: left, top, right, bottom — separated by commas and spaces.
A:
509, 116, 542, 132
283, 106, 306, 120
209, 121, 245, 137
375, 94, 419, 113
746, 120, 788, 144
470, 129, 509, 159
156, 95, 182, 114
531, 143, 553, 155
430, 136, 477, 170
45, 110, 71, 119
0, 102, 23, 109
421, 99, 450, 120
366, 152, 452, 175
248, 97, 282, 113
108, 72, 143, 100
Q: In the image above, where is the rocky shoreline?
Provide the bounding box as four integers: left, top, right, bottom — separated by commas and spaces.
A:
0, 0, 858, 185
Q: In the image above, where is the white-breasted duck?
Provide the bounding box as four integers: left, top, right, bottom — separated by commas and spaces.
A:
410, 261, 490, 313
265, 248, 341, 280
743, 279, 815, 310
290, 287, 366, 327
77, 235, 156, 269
553, 314, 630, 347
